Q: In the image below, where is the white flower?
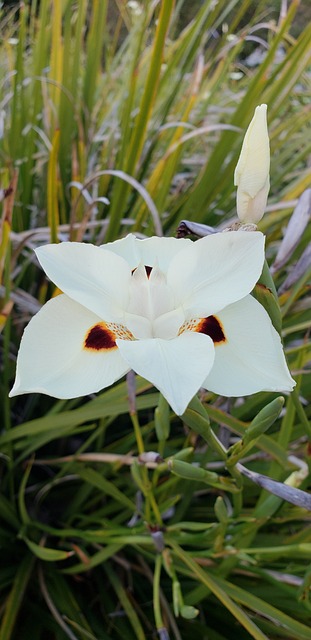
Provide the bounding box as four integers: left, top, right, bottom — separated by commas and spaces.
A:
234, 104, 270, 224
10, 233, 294, 415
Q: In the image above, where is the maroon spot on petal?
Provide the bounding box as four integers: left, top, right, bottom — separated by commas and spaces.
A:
197, 315, 226, 345
84, 323, 117, 351
131, 265, 153, 278
144, 265, 153, 278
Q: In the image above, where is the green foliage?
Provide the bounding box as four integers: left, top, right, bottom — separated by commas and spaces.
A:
0, 0, 310, 638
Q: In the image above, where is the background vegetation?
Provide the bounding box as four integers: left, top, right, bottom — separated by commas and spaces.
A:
0, 0, 310, 638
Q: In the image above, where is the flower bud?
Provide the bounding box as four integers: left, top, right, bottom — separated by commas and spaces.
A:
234, 104, 270, 224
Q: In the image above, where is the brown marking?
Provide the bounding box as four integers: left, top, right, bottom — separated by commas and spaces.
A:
84, 323, 117, 351
197, 316, 226, 344
256, 283, 272, 293
132, 265, 153, 278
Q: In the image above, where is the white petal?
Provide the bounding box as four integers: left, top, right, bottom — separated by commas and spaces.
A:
124, 307, 184, 340
127, 263, 175, 323
234, 104, 270, 224
167, 231, 265, 318
35, 242, 131, 322
148, 264, 176, 317
9, 294, 130, 398
202, 295, 295, 396
153, 307, 185, 339
116, 332, 215, 415
234, 105, 270, 196
103, 234, 192, 271
126, 263, 153, 319
124, 312, 152, 339
236, 175, 270, 225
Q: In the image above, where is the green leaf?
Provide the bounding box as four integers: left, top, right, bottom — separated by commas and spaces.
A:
0, 494, 20, 530
216, 575, 311, 640
23, 537, 71, 561
0, 554, 34, 640
105, 562, 146, 640
252, 283, 282, 334
76, 467, 135, 511
227, 397, 285, 465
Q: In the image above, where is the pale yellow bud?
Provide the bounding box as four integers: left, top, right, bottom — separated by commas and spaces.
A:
234, 104, 270, 224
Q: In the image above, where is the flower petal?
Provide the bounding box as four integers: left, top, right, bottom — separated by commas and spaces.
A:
234, 104, 270, 224
35, 242, 131, 321
202, 295, 295, 396
234, 105, 270, 197
116, 332, 215, 415
103, 233, 192, 271
124, 312, 152, 339
153, 308, 185, 339
127, 263, 177, 322
167, 231, 265, 318
236, 175, 270, 226
9, 294, 130, 398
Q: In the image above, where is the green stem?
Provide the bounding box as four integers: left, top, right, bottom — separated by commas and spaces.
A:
153, 555, 164, 632
182, 403, 244, 491
148, 490, 163, 527
131, 411, 145, 456
291, 387, 311, 440
131, 412, 162, 526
